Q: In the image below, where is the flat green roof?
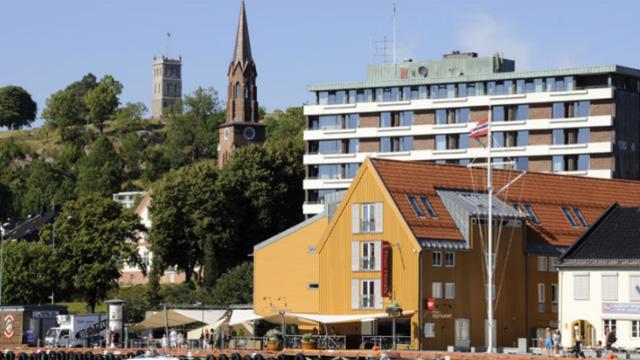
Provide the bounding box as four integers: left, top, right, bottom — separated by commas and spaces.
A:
307, 65, 640, 92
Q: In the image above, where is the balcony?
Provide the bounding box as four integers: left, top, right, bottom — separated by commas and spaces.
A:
304, 115, 612, 141
304, 87, 614, 116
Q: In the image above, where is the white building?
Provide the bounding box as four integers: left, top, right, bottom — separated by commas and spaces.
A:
302, 51, 640, 216
112, 191, 147, 210
559, 204, 640, 350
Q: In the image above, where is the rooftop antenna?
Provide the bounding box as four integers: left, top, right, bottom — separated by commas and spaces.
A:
166, 32, 171, 58
392, 3, 397, 65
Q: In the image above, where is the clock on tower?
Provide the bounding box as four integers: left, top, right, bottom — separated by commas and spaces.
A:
218, 0, 265, 168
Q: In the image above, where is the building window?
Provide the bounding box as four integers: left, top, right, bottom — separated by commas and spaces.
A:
515, 157, 528, 170
552, 103, 566, 119
432, 252, 442, 267
603, 319, 617, 335
538, 283, 545, 312
573, 101, 591, 117
235, 82, 241, 99
420, 196, 438, 218
602, 274, 619, 302
343, 163, 360, 179
537, 256, 548, 271
408, 196, 424, 218
432, 282, 443, 299
445, 252, 455, 267
380, 112, 392, 127
551, 284, 558, 312
424, 323, 435, 338
630, 275, 640, 301
574, 274, 590, 300
361, 280, 375, 308
632, 321, 640, 339
524, 204, 541, 224
445, 283, 456, 299
361, 203, 375, 232
360, 241, 376, 271
562, 207, 579, 227
308, 283, 319, 290
549, 257, 559, 272
573, 208, 588, 227
380, 137, 413, 152
352, 203, 382, 234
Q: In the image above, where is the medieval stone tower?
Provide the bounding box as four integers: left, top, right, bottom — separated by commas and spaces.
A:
151, 56, 182, 119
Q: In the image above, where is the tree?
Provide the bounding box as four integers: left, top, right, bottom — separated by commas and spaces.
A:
41, 89, 85, 142
111, 102, 148, 133
164, 87, 224, 167
66, 73, 98, 100
202, 144, 304, 285
77, 136, 123, 196
149, 161, 219, 283
20, 159, 75, 216
43, 193, 143, 312
262, 107, 305, 150
1, 241, 58, 305
84, 75, 123, 134
0, 86, 37, 130
208, 262, 252, 305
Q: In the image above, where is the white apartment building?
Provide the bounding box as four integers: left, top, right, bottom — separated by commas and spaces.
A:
302, 51, 640, 215
559, 204, 640, 350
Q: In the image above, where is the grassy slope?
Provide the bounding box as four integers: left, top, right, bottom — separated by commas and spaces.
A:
58, 302, 108, 314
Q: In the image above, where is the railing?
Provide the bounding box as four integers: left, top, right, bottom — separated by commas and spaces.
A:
361, 335, 411, 350
284, 335, 346, 350
228, 336, 264, 350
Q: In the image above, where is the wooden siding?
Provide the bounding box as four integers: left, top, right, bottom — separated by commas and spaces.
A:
317, 160, 421, 347
254, 216, 327, 316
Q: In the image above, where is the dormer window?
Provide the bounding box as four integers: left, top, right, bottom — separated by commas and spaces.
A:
561, 207, 578, 227
408, 196, 424, 218
420, 196, 438, 219
523, 203, 541, 224
573, 208, 588, 227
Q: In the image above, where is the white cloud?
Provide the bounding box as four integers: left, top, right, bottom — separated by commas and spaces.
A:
456, 12, 532, 70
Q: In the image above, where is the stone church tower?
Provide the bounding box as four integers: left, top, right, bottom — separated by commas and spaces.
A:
218, 0, 265, 168
151, 56, 182, 119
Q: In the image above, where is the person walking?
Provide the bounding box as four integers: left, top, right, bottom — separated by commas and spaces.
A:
170, 329, 177, 348
573, 334, 585, 358
605, 327, 616, 352
544, 328, 553, 357
552, 329, 561, 357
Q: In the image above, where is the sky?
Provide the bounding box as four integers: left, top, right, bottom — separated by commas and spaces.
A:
2, 0, 640, 128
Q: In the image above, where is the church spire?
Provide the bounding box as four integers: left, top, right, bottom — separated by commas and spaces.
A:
231, 0, 253, 68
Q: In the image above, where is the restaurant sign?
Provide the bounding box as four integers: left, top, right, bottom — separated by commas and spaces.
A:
602, 303, 640, 314
381, 242, 392, 297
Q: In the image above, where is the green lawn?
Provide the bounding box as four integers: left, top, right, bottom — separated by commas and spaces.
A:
57, 302, 108, 314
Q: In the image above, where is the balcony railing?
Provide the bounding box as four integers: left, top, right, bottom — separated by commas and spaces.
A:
361, 335, 411, 350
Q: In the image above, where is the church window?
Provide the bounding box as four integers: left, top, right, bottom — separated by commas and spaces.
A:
235, 82, 241, 99
245, 84, 250, 99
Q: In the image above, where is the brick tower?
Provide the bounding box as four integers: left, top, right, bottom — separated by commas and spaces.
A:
218, 0, 265, 168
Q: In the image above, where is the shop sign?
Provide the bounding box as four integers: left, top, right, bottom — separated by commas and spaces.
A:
432, 311, 452, 319
602, 303, 640, 314
425, 298, 435, 311
33, 311, 59, 319
381, 242, 392, 297
3, 315, 14, 339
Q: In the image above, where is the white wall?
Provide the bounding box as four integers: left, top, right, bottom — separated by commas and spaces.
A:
560, 268, 640, 350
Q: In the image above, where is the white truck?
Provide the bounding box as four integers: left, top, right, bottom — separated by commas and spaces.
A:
44, 314, 107, 347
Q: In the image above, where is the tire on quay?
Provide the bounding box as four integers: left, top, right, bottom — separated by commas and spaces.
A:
253, 354, 264, 360
217, 354, 228, 360
206, 355, 216, 360
294, 353, 305, 360
276, 354, 286, 360
230, 353, 241, 360
5, 352, 14, 360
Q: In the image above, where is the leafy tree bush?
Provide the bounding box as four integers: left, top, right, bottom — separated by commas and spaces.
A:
0, 86, 37, 130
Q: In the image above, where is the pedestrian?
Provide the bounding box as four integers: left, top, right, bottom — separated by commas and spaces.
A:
552, 329, 561, 357
595, 340, 603, 358
573, 334, 585, 358
170, 329, 177, 348
177, 331, 184, 348
544, 328, 553, 357
605, 327, 616, 351
203, 329, 210, 349
161, 334, 168, 349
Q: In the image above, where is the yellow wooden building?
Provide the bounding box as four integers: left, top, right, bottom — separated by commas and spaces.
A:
254, 157, 625, 350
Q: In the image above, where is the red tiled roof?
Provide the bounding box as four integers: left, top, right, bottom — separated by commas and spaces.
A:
370, 158, 640, 247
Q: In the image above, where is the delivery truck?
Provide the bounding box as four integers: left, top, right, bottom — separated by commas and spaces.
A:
44, 314, 107, 347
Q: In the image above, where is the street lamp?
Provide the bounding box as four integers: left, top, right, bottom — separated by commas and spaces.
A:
385, 303, 403, 350
0, 222, 5, 307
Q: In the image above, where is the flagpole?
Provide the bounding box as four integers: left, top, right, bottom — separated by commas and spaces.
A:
486, 104, 494, 353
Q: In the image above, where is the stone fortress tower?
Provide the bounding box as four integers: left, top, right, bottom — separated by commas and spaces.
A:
151, 56, 182, 119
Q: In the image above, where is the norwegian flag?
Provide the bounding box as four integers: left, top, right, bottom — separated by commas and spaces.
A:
469, 118, 490, 138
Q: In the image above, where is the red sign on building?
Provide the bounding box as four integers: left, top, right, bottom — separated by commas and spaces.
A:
425, 298, 436, 311
381, 242, 392, 296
